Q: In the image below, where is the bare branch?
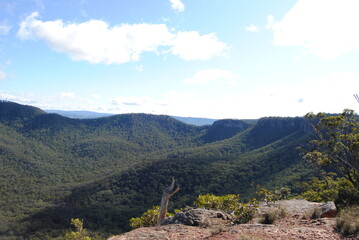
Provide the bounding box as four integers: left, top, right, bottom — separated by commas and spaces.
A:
354, 93, 359, 103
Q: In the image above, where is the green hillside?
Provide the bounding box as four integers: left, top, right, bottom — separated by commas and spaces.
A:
0, 101, 314, 239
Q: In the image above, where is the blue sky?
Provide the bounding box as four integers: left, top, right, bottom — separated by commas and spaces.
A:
0, 0, 359, 119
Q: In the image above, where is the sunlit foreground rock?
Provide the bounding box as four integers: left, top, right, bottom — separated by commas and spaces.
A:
108, 199, 343, 240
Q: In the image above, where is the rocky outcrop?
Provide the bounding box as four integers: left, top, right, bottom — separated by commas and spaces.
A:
255, 117, 312, 133
257, 199, 337, 219
162, 208, 232, 226
108, 200, 345, 240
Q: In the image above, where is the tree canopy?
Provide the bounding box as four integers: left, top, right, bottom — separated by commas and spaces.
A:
304, 109, 359, 189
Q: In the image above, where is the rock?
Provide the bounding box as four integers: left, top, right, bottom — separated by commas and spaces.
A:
257, 199, 337, 220
317, 201, 337, 218
162, 208, 232, 226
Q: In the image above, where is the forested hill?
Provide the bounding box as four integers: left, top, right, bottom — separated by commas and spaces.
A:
0, 101, 314, 239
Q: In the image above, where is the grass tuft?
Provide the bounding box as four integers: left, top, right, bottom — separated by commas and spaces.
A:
336, 206, 359, 236
259, 207, 287, 224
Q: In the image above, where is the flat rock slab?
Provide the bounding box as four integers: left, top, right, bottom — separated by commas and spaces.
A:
257, 199, 337, 218
108, 224, 214, 240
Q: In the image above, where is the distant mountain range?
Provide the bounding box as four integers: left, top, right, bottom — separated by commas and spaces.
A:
45, 109, 220, 126
45, 109, 258, 126
0, 101, 314, 239
45, 109, 114, 119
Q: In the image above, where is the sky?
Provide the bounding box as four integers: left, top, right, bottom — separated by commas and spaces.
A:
0, 0, 359, 119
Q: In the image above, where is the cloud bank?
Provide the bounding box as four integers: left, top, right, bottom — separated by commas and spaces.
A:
169, 0, 185, 12
245, 24, 259, 32
17, 12, 227, 64
267, 0, 359, 60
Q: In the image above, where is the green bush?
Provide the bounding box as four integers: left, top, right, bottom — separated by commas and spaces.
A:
194, 194, 240, 212
336, 206, 359, 236
129, 206, 174, 229
65, 218, 91, 240
335, 186, 359, 209
194, 194, 258, 224
255, 188, 278, 205
300, 174, 355, 203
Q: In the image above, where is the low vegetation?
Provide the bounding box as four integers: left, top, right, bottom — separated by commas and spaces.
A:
299, 173, 355, 203
336, 206, 359, 236
259, 207, 287, 224
194, 194, 258, 224
129, 206, 174, 229
65, 219, 91, 240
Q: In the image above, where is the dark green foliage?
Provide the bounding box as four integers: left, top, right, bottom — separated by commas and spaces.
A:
299, 173, 355, 203
0, 101, 315, 239
304, 110, 359, 188
201, 119, 251, 143
0, 101, 45, 123
302, 110, 359, 210
335, 187, 359, 209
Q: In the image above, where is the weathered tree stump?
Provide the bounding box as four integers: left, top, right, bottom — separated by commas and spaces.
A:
158, 177, 180, 226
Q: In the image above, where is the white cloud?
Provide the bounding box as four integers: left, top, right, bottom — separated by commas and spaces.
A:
169, 0, 185, 12
169, 31, 228, 60
245, 24, 259, 32
17, 12, 228, 64
183, 69, 237, 85
267, 0, 359, 60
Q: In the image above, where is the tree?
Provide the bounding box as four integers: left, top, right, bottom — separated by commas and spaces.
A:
65, 218, 91, 240
304, 109, 359, 189
158, 177, 180, 226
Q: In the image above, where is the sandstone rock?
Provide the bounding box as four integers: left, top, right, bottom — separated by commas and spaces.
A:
162, 208, 232, 226
317, 201, 337, 218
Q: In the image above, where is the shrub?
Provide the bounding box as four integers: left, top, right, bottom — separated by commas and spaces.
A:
129, 206, 174, 229
274, 186, 291, 200
300, 174, 355, 203
335, 186, 359, 209
255, 188, 279, 205
194, 194, 241, 213
336, 206, 359, 236
194, 194, 258, 224
65, 218, 91, 240
259, 207, 286, 224
129, 206, 160, 229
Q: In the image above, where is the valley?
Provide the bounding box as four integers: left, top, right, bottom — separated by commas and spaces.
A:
0, 101, 314, 239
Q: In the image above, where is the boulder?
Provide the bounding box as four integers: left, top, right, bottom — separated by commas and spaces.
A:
257, 199, 337, 219
162, 208, 232, 226
317, 201, 337, 218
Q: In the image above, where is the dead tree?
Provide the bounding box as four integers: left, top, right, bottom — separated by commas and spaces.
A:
355, 93, 359, 103
157, 177, 180, 226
